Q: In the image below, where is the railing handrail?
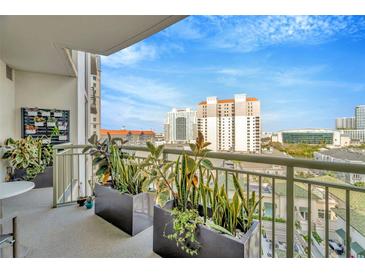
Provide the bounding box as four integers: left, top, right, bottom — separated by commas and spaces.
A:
54, 143, 365, 174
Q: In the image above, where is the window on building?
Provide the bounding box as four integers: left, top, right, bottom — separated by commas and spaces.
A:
300, 207, 308, 220
6, 65, 13, 81
318, 209, 325, 219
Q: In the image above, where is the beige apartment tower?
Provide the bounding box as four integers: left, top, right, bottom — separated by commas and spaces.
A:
197, 94, 261, 153
89, 54, 101, 139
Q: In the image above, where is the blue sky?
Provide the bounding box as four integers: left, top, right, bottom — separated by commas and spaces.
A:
101, 16, 365, 133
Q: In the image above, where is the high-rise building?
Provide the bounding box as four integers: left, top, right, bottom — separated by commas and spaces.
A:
355, 105, 365, 129
89, 54, 101, 139
336, 117, 356, 130
164, 108, 197, 144
197, 94, 261, 153
335, 105, 365, 144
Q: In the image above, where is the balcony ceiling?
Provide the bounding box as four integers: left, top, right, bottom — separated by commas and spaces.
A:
0, 15, 185, 76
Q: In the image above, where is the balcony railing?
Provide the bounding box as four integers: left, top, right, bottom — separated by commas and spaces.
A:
53, 143, 365, 258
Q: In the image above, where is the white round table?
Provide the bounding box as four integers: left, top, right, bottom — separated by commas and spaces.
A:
0, 181, 35, 200
0, 181, 35, 257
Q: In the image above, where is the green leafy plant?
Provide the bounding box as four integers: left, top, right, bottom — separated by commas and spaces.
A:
51, 126, 60, 137
110, 143, 148, 195
140, 142, 176, 206
1, 136, 52, 180
47, 117, 57, 123
354, 182, 365, 187
171, 131, 213, 211
142, 131, 213, 208
82, 133, 126, 185
201, 174, 261, 236
164, 208, 203, 256
143, 131, 261, 256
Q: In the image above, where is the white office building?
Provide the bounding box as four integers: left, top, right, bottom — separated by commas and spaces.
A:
164, 108, 197, 144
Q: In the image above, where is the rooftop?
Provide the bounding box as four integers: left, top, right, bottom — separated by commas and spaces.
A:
279, 128, 337, 134
198, 97, 258, 105
334, 208, 365, 238
316, 148, 365, 162
100, 129, 155, 136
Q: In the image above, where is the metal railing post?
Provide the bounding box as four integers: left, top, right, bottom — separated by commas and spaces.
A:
52, 147, 58, 208
307, 183, 312, 258
258, 176, 262, 258
325, 187, 329, 258
346, 190, 351, 258
271, 178, 276, 258
286, 166, 294, 258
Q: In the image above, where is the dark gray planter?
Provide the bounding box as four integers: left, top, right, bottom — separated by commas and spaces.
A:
94, 183, 155, 236
153, 200, 260, 258
14, 166, 53, 188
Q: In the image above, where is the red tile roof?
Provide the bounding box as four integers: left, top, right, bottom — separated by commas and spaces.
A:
199, 97, 258, 105
100, 129, 155, 136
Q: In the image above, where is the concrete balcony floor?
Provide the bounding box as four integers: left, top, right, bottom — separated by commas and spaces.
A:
2, 188, 159, 258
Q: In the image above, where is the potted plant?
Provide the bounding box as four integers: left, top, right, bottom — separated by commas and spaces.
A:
147, 132, 261, 258
85, 196, 94, 209
83, 134, 155, 236
77, 196, 87, 207
1, 136, 54, 188
47, 117, 57, 127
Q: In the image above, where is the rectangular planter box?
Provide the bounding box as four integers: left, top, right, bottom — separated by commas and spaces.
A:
153, 200, 260, 258
14, 166, 53, 188
94, 184, 155, 236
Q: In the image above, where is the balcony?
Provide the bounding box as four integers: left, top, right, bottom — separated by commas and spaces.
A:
36, 142, 365, 258
1, 15, 365, 260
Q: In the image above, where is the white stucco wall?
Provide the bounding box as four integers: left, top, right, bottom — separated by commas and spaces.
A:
0, 59, 16, 181
14, 70, 78, 143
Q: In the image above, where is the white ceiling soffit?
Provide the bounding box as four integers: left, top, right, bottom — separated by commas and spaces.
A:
0, 15, 186, 76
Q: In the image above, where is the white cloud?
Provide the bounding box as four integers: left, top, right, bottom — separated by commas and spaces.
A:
215, 16, 365, 52
216, 68, 261, 77
102, 74, 189, 107
161, 16, 205, 40
173, 16, 365, 53
101, 74, 193, 131
101, 95, 168, 131
214, 64, 365, 92
101, 42, 157, 67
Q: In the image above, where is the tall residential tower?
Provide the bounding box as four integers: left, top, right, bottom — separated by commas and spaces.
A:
355, 105, 365, 129
197, 94, 261, 153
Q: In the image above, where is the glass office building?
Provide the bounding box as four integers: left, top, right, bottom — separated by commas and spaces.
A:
282, 131, 334, 144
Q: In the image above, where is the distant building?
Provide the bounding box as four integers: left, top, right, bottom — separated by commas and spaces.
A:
336, 117, 356, 130
164, 108, 197, 144
154, 133, 165, 146
340, 129, 365, 143
274, 129, 350, 147
335, 105, 365, 143
333, 208, 365, 258
197, 94, 261, 153
100, 129, 155, 146
314, 148, 365, 184
262, 132, 273, 139
355, 105, 365, 129
89, 55, 101, 139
